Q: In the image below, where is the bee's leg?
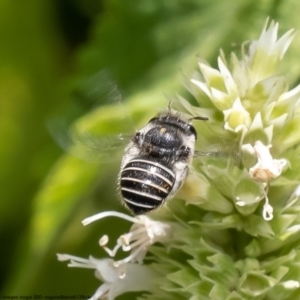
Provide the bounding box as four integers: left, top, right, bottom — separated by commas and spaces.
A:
167, 165, 189, 199
175, 146, 190, 162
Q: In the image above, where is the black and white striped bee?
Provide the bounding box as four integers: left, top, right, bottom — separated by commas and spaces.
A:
49, 93, 213, 215
119, 106, 208, 215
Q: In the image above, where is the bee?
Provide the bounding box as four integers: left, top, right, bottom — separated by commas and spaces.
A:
119, 105, 208, 215
49, 97, 212, 215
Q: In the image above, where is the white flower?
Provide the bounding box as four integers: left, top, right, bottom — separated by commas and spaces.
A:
248, 112, 273, 144
57, 254, 156, 300
191, 56, 238, 111
237, 20, 295, 88
242, 141, 287, 181
293, 184, 300, 197
223, 97, 251, 133
250, 19, 295, 63
241, 141, 288, 220
282, 280, 300, 289
82, 211, 173, 264
57, 212, 170, 299
230, 20, 295, 101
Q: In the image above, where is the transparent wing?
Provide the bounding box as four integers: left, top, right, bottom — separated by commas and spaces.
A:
48, 117, 132, 163
194, 142, 241, 170
47, 71, 136, 163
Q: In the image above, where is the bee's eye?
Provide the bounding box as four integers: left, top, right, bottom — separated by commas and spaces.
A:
187, 125, 197, 140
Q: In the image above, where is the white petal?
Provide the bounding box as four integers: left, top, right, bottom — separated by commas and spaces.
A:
249, 112, 263, 131
294, 185, 300, 197
253, 141, 273, 165
199, 62, 222, 84
246, 141, 288, 181
276, 29, 295, 59
58, 253, 157, 300
280, 83, 300, 102
241, 143, 255, 155
91, 257, 124, 283
90, 283, 111, 300
263, 201, 273, 221
282, 280, 300, 289
57, 254, 95, 269
264, 125, 274, 144
107, 263, 157, 299
191, 78, 212, 97
82, 211, 141, 226
217, 56, 238, 95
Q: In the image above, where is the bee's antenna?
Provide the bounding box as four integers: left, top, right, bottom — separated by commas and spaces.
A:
188, 116, 209, 122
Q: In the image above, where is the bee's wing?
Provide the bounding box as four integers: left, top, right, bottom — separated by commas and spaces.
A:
68, 130, 130, 163
48, 116, 132, 164
194, 149, 224, 158
48, 71, 138, 163
194, 143, 241, 169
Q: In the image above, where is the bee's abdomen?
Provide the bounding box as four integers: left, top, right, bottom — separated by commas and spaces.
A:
120, 159, 175, 215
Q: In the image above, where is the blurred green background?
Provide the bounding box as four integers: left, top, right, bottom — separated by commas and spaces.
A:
1, 0, 300, 298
